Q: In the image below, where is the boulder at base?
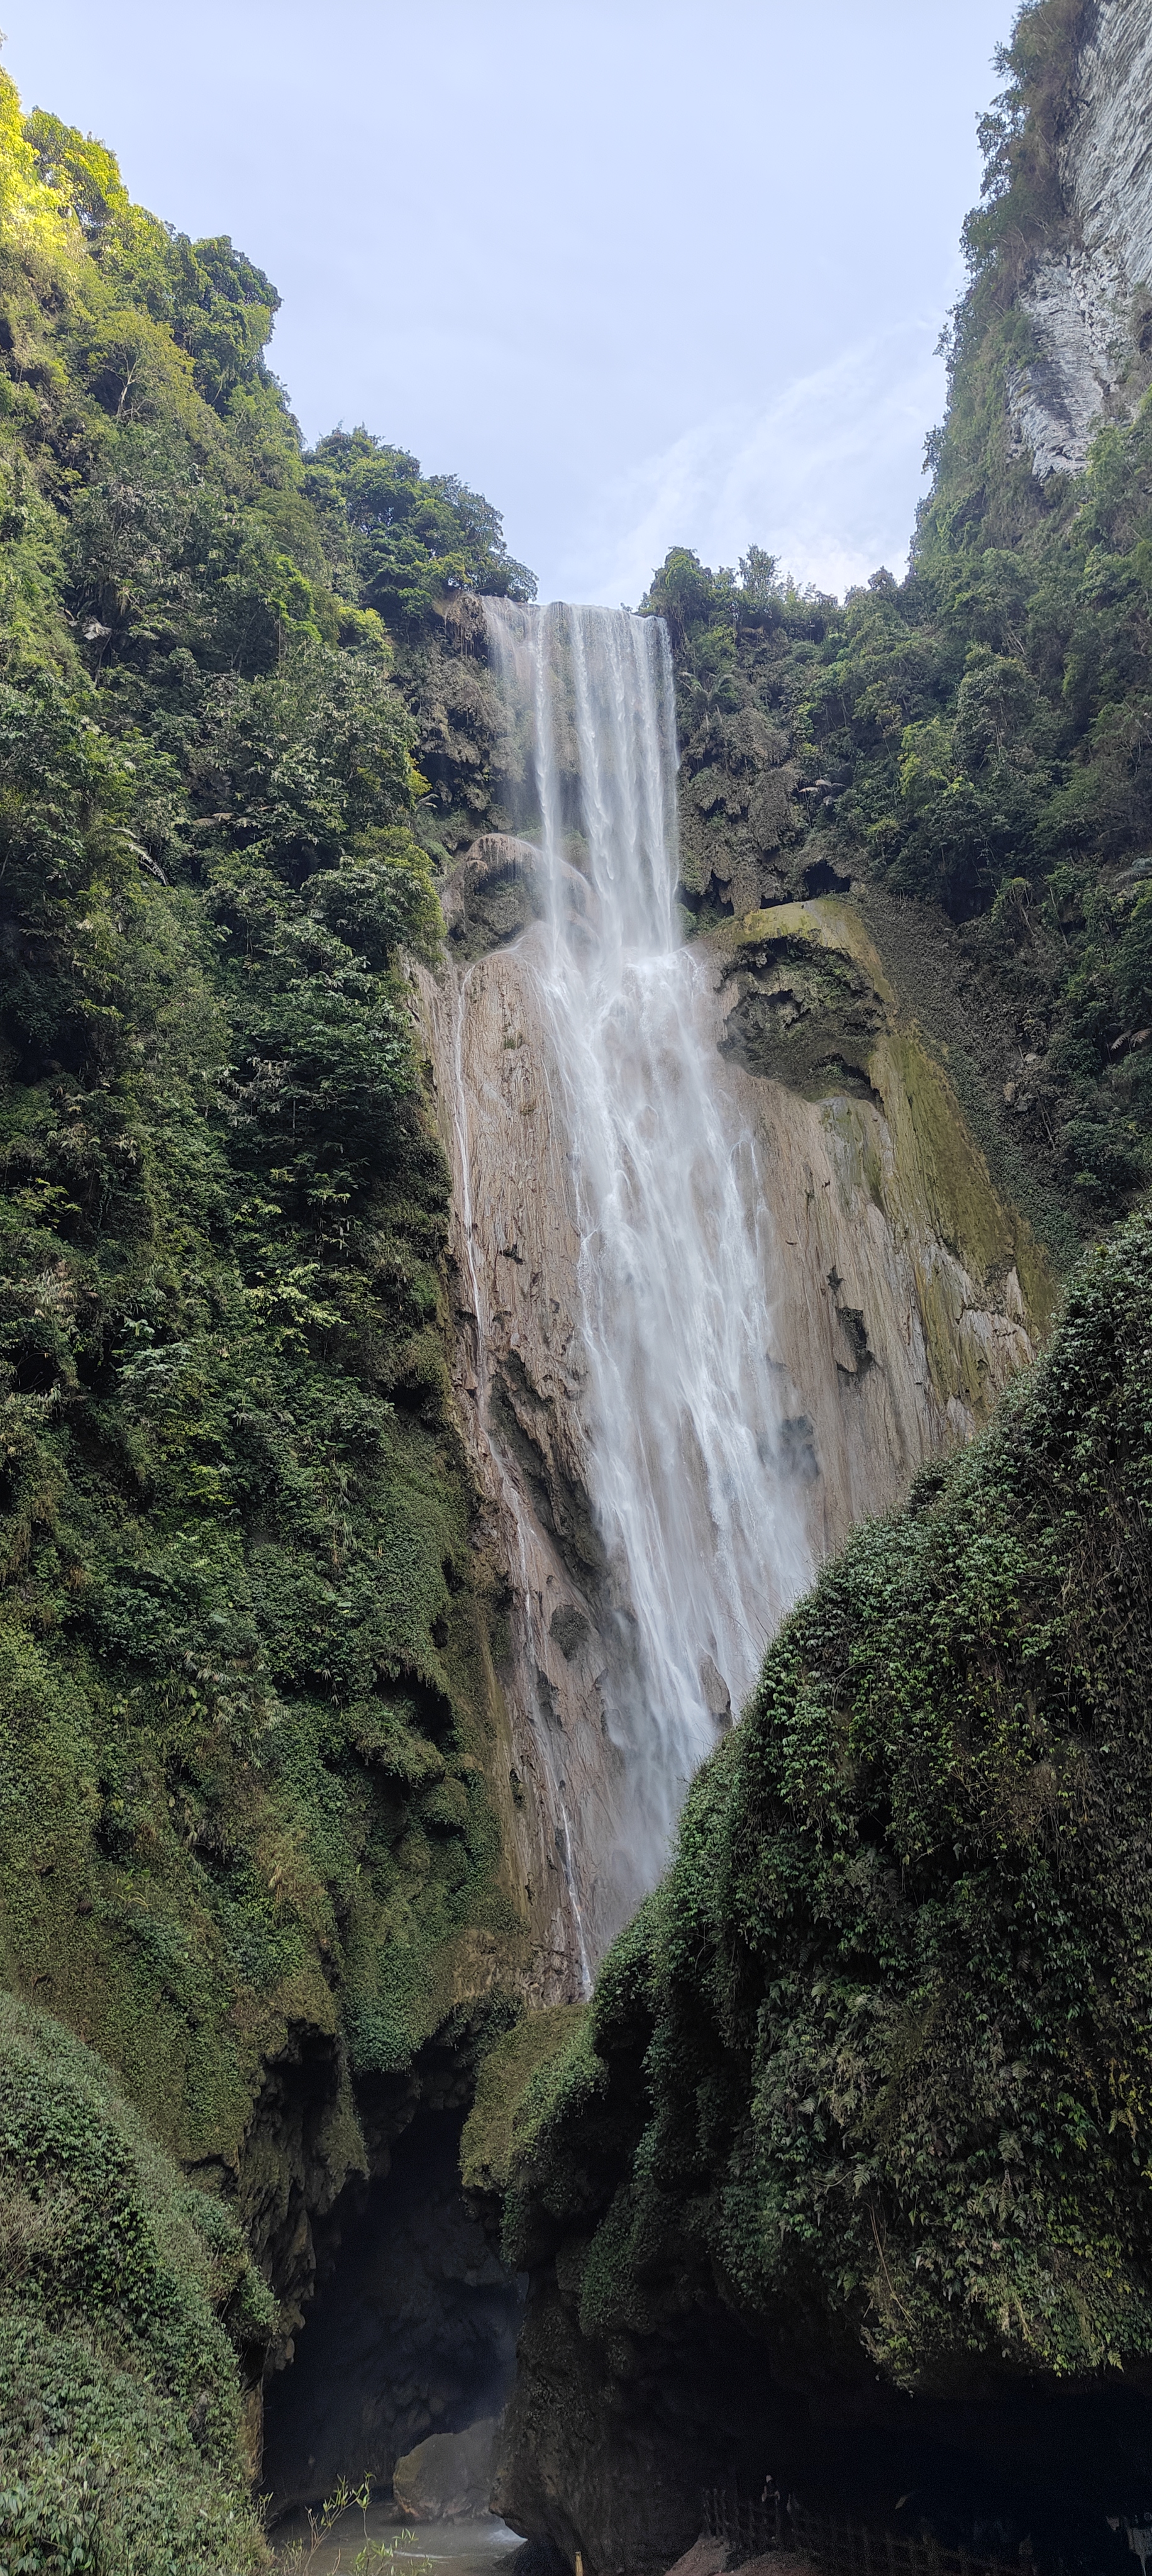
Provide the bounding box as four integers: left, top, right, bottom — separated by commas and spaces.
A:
392, 2418, 499, 2520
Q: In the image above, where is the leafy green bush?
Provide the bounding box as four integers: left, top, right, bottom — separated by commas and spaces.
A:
311, 431, 535, 630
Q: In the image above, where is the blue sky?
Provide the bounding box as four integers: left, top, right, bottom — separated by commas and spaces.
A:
6, 1, 1014, 606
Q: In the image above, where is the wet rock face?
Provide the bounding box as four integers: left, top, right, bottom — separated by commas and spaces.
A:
717, 936, 885, 1096
711, 901, 1053, 1527
493, 2274, 790, 2576
409, 891, 1051, 1979
443, 836, 548, 962
260, 2108, 522, 2512
414, 936, 626, 1979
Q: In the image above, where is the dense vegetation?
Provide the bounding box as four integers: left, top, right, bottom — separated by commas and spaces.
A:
0, 1994, 274, 2573
0, 70, 534, 2566
4, 0, 1152, 2552
643, 0, 1152, 1241
501, 1207, 1152, 2394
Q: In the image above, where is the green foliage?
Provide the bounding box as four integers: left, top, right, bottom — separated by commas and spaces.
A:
0, 66, 526, 2203
504, 1214, 1152, 2390
23, 104, 282, 426
0, 1993, 270, 2572
633, 3, 1152, 1236
0, 55, 539, 2554
460, 2003, 587, 2194
644, 375, 1152, 1224
960, 0, 1087, 299
311, 431, 536, 630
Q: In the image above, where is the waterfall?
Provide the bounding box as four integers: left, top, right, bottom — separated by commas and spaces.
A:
467, 599, 812, 1924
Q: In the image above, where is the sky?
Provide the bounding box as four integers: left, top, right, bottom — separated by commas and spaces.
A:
4, 1, 1014, 608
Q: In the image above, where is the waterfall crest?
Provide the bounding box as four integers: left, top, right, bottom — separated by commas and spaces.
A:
474, 601, 811, 1924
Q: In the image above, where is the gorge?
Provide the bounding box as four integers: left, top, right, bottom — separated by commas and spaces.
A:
3, 2, 1152, 2570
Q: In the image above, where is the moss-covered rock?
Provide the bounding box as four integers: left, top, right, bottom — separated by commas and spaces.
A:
0, 1993, 272, 2572
712, 895, 1058, 1435
496, 1213, 1152, 2565
460, 2004, 587, 2196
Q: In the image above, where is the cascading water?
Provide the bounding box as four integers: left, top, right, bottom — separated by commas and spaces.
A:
467, 599, 812, 1925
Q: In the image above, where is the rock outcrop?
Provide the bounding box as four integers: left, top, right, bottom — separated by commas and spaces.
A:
393, 2417, 499, 2520
1007, 0, 1152, 477
711, 897, 1051, 1548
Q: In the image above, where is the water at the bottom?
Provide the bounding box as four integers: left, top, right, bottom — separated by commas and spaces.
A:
273, 2511, 523, 2576
480, 601, 812, 1899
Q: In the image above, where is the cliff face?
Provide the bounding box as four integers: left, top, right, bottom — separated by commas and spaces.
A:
1009, 0, 1152, 477
470, 3, 1152, 2524
7, 4, 1151, 2546
416, 918, 616, 1986
413, 872, 1053, 1975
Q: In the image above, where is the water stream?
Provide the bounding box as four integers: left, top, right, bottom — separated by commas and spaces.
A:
474, 601, 811, 1906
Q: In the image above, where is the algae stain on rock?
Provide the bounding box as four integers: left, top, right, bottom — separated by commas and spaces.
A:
711, 894, 1056, 1450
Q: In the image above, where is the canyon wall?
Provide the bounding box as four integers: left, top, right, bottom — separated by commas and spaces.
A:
409, 860, 1054, 1982
1007, 0, 1152, 476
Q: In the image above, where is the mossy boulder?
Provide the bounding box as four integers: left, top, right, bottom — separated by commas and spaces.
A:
0, 1993, 273, 2573
460, 2003, 587, 2195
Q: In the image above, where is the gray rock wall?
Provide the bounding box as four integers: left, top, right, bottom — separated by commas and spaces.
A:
1008, 0, 1152, 477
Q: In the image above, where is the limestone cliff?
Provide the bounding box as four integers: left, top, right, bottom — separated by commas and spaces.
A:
1007, 0, 1152, 477
409, 869, 1053, 1979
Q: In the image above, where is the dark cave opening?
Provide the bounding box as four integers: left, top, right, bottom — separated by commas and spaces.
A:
695, 2352, 1152, 2573
503, 2272, 1152, 2576
801, 855, 853, 897
262, 2104, 524, 2516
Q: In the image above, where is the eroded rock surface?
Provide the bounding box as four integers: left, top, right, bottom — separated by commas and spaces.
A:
711, 897, 1051, 1548
409, 894, 1052, 1975
414, 934, 622, 1980
1007, 0, 1152, 477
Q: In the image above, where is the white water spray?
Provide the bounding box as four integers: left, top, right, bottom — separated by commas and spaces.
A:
476, 599, 812, 1909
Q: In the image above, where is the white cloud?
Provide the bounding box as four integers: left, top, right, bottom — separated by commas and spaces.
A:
559, 324, 948, 610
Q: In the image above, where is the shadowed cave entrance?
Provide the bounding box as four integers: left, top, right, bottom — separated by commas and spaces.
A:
499, 2270, 1152, 2576
262, 2106, 524, 2516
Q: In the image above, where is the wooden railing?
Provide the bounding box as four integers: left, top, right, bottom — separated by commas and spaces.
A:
701, 2485, 1034, 2576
